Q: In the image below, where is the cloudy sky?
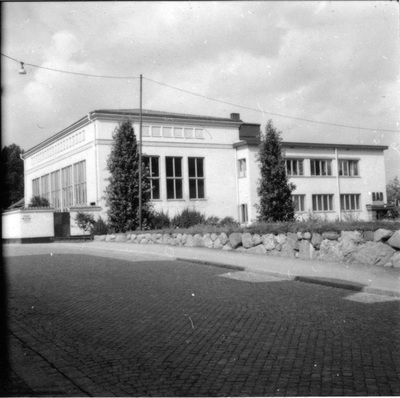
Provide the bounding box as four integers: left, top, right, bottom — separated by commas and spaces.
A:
2, 1, 399, 181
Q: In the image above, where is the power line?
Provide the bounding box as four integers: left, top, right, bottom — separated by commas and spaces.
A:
144, 77, 399, 133
2, 52, 399, 133
1, 53, 139, 80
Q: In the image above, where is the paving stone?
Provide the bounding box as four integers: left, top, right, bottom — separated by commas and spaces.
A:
5, 251, 400, 397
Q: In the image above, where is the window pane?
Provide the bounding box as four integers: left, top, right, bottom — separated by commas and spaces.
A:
188, 158, 196, 177
197, 159, 204, 177
167, 179, 174, 199
299, 160, 304, 175
152, 179, 160, 200
189, 179, 197, 199
175, 179, 183, 199
151, 157, 159, 177
166, 157, 173, 177
327, 161, 332, 175
198, 179, 205, 199
175, 158, 182, 177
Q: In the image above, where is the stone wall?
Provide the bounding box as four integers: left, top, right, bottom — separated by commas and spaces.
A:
94, 229, 400, 268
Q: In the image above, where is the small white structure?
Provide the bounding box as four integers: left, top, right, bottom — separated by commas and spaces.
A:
2, 208, 55, 243
18, 109, 389, 239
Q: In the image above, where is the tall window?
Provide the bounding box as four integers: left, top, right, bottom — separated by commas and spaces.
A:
50, 170, 61, 208
62, 166, 73, 207
240, 204, 248, 223
238, 159, 247, 178
292, 195, 306, 212
286, 159, 304, 176
40, 174, 50, 202
166, 157, 183, 199
188, 157, 205, 199
341, 194, 360, 211
144, 156, 160, 200
73, 161, 87, 205
312, 194, 334, 211
311, 159, 332, 176
339, 160, 359, 176
32, 178, 40, 197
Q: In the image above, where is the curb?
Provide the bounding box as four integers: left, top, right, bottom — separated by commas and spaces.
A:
175, 256, 400, 298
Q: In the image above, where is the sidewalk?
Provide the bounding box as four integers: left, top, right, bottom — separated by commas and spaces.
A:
31, 240, 400, 298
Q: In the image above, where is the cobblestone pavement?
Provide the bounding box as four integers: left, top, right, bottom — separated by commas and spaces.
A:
3, 252, 400, 396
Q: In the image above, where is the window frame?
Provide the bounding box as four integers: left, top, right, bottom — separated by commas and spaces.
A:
61, 165, 73, 207
50, 170, 61, 208
339, 159, 359, 177
286, 159, 304, 176
73, 160, 87, 205
238, 158, 247, 178
40, 174, 50, 202
340, 194, 361, 211
292, 194, 306, 212
310, 159, 333, 176
166, 157, 183, 200
188, 157, 205, 200
32, 178, 40, 197
144, 156, 161, 200
240, 204, 248, 223
312, 194, 334, 212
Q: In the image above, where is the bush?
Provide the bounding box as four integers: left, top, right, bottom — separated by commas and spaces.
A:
171, 207, 206, 229
75, 212, 96, 234
28, 195, 50, 207
91, 216, 109, 235
205, 216, 220, 226
150, 210, 171, 229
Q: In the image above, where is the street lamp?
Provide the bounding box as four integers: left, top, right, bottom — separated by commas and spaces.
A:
18, 62, 26, 75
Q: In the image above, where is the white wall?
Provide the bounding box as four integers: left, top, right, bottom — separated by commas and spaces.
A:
2, 209, 54, 239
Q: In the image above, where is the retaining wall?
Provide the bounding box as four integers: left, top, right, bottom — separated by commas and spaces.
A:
95, 228, 400, 268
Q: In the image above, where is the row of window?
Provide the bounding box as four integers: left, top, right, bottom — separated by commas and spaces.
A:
286, 159, 359, 177
293, 194, 361, 212
143, 156, 205, 200
32, 160, 87, 208
142, 125, 205, 140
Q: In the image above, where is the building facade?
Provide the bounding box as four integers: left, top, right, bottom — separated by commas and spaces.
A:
22, 109, 389, 229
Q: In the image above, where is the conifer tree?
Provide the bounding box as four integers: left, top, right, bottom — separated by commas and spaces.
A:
257, 120, 296, 222
104, 120, 152, 232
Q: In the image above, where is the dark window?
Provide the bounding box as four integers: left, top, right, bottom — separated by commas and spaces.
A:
311, 159, 332, 176
166, 157, 183, 199
188, 158, 205, 199
144, 156, 160, 200
286, 159, 304, 176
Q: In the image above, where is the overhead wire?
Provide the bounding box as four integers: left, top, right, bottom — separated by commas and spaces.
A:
1, 52, 398, 133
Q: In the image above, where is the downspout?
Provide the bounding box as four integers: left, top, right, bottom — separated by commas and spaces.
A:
20, 153, 26, 207
335, 147, 341, 221
88, 112, 99, 206
234, 146, 240, 222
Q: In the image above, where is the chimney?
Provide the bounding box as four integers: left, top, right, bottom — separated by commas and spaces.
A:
230, 113, 240, 121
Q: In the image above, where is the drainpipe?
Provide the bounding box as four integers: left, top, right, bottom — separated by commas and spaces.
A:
234, 147, 240, 222
335, 147, 341, 221
20, 153, 26, 207
88, 113, 99, 207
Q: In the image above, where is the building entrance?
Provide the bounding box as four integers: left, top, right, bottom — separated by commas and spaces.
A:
54, 212, 70, 237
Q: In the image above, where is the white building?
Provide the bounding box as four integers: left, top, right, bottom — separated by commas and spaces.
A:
21, 109, 389, 236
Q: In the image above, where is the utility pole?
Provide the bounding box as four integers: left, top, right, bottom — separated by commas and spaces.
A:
139, 74, 142, 231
